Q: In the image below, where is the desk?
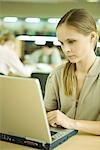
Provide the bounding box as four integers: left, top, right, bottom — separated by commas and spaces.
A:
0, 132, 100, 150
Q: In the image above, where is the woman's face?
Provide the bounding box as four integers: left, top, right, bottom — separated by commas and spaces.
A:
56, 23, 95, 63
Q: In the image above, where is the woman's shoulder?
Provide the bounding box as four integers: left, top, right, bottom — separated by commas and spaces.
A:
49, 61, 67, 78
94, 56, 100, 70
0, 45, 15, 55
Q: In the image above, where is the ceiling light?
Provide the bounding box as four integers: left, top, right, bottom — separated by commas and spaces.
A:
16, 35, 60, 46
87, 0, 99, 2
25, 18, 40, 23
35, 40, 46, 45
53, 40, 61, 46
3, 17, 18, 23
48, 18, 60, 24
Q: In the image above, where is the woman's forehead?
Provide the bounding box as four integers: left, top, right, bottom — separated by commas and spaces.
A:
56, 24, 81, 41
57, 23, 77, 34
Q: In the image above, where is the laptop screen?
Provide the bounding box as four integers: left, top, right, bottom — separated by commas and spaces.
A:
0, 76, 52, 143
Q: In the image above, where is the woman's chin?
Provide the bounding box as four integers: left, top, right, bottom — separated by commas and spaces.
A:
68, 58, 77, 63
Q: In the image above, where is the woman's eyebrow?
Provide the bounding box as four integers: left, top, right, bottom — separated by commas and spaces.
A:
58, 38, 75, 43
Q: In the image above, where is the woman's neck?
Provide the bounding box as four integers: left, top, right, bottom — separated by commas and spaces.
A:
76, 53, 96, 74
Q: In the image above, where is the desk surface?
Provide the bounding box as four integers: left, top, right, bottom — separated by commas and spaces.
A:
0, 132, 100, 150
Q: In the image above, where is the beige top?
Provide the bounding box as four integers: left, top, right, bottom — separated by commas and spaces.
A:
44, 57, 100, 121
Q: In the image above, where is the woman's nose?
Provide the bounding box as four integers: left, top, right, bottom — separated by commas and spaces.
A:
62, 44, 71, 53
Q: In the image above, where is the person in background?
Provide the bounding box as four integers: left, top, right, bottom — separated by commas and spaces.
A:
44, 8, 100, 135
0, 31, 33, 77
24, 41, 62, 69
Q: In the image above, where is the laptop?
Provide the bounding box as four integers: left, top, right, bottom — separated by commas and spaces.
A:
0, 75, 77, 150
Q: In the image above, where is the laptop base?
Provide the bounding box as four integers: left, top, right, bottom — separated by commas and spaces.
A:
0, 130, 78, 150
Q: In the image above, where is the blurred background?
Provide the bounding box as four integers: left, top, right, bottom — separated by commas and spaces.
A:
0, 0, 100, 66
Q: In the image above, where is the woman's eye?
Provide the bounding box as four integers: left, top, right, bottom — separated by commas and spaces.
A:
68, 40, 76, 44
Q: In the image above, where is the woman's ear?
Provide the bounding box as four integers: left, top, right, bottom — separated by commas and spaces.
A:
90, 31, 97, 42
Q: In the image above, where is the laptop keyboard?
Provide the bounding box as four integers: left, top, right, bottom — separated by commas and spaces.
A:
50, 130, 67, 141
51, 129, 72, 141
50, 131, 57, 136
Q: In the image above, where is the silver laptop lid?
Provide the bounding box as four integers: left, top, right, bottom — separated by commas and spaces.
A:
0, 76, 52, 143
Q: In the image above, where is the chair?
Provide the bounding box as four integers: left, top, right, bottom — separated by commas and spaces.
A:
31, 72, 49, 97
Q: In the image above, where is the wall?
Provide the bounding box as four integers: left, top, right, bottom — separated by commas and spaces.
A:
0, 1, 100, 19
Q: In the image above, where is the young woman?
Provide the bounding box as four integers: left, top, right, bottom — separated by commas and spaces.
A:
44, 8, 100, 135
0, 31, 33, 77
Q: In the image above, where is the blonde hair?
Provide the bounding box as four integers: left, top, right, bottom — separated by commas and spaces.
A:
0, 31, 15, 45
57, 8, 98, 95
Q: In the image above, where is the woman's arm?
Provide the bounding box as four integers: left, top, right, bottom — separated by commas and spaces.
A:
74, 119, 100, 135
47, 110, 100, 135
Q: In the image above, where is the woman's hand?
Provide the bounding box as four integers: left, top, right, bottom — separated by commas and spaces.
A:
47, 110, 100, 135
47, 110, 75, 129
